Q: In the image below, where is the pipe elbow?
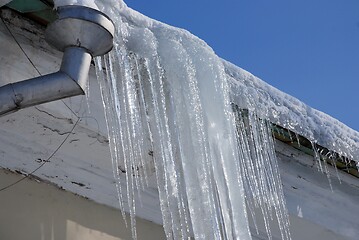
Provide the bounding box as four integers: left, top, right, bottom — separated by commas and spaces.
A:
0, 47, 92, 117
60, 47, 92, 92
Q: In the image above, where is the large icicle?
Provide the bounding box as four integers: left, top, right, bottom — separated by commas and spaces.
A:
96, 23, 253, 239
92, 0, 292, 240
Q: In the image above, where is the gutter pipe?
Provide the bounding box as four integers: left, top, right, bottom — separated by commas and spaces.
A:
0, 5, 115, 116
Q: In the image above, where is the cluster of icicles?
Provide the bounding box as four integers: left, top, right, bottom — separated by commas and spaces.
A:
94, 9, 291, 240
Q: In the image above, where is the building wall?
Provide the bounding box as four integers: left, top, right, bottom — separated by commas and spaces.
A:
0, 169, 165, 240
0, 165, 353, 240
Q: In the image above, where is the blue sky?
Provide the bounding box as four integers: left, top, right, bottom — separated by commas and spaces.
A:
126, 0, 359, 131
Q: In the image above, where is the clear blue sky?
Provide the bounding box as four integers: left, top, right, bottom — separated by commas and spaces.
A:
126, 0, 359, 132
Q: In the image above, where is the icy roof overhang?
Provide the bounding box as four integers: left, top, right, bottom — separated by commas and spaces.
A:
1, 1, 358, 180
1, 5, 359, 239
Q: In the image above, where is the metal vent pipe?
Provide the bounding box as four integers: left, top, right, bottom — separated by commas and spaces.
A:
0, 5, 114, 116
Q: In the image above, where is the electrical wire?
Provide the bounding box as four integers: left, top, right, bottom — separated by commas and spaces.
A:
0, 118, 80, 192
1, 14, 42, 76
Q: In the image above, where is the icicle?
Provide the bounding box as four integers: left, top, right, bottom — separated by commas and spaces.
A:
311, 141, 324, 172
95, 56, 127, 225
233, 108, 291, 240
84, 74, 91, 114
311, 141, 333, 191
327, 150, 341, 183
294, 133, 301, 148
94, 2, 293, 240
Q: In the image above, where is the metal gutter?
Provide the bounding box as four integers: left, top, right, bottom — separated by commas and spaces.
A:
232, 105, 359, 178
271, 122, 359, 178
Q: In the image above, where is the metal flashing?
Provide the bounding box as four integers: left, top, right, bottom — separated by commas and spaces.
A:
4, 0, 55, 24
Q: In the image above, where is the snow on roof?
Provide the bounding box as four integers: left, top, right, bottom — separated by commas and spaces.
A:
224, 60, 359, 161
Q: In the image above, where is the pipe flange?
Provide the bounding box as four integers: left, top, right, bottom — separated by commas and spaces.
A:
45, 6, 115, 57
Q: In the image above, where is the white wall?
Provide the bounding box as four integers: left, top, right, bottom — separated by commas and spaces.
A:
0, 169, 165, 240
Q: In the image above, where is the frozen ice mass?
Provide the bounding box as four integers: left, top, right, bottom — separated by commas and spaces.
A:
54, 0, 359, 239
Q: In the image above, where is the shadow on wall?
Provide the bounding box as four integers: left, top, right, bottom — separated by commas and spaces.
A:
0, 169, 165, 240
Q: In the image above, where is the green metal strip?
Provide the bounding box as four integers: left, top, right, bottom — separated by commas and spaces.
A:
231, 104, 359, 178
29, 9, 57, 23
6, 0, 50, 13
5, 0, 56, 24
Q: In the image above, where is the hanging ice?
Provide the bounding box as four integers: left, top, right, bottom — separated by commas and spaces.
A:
92, 3, 290, 240
54, 0, 359, 240
95, 14, 254, 240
